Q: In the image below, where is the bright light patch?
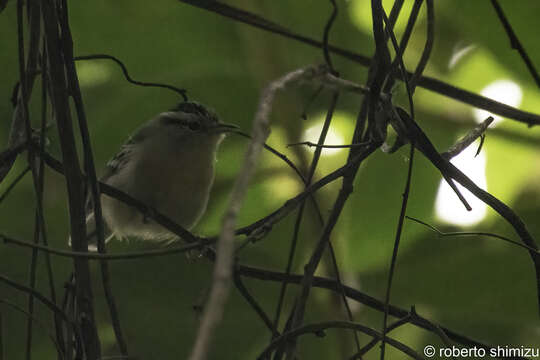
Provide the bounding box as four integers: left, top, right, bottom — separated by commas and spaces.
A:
264, 174, 302, 202
435, 143, 487, 226
76, 61, 112, 87
349, 0, 422, 35
302, 122, 345, 156
473, 80, 522, 127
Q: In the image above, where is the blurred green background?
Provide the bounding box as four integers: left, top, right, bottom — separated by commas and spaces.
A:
1, 0, 539, 359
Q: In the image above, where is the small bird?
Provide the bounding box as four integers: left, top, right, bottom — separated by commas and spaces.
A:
81, 101, 236, 249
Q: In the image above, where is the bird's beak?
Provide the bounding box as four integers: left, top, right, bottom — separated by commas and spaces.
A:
212, 122, 240, 134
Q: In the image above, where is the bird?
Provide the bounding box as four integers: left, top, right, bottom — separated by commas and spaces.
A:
79, 101, 236, 249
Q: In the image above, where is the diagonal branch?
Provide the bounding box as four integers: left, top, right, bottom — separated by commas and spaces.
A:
490, 0, 540, 88
177, 0, 540, 126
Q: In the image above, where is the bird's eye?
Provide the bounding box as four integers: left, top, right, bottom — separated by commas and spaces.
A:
188, 120, 201, 131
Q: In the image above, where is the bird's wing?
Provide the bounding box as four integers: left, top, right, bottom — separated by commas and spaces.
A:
100, 142, 134, 183
100, 124, 151, 183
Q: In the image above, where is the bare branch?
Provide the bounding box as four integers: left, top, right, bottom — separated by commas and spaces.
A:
490, 0, 540, 88
177, 0, 540, 126
74, 54, 187, 101
258, 321, 424, 360
188, 66, 315, 360
441, 117, 494, 160
406, 216, 539, 254
1, 233, 212, 260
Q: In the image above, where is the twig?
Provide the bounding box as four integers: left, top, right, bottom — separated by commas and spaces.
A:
379, 2, 424, 357
177, 0, 540, 126
350, 316, 411, 359
74, 54, 187, 101
37, 49, 66, 356
42, 0, 102, 357
382, 0, 423, 94
490, 0, 540, 88
60, 1, 128, 354
380, 144, 415, 360
188, 66, 311, 360
395, 109, 540, 313
0, 142, 28, 168
177, 0, 370, 66
441, 117, 494, 160
322, 0, 338, 74
287, 141, 370, 149
1, 233, 213, 260
272, 92, 339, 349
284, 145, 379, 360
229, 130, 307, 184
0, 274, 80, 341
237, 264, 502, 353
258, 321, 424, 360
16, 2, 45, 358
405, 216, 539, 254
0, 0, 41, 185
409, 0, 434, 92
233, 271, 279, 337
388, 106, 472, 211
409, 307, 453, 347
0, 166, 30, 204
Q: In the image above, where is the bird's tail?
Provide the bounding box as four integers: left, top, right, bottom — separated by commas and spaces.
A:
68, 212, 114, 251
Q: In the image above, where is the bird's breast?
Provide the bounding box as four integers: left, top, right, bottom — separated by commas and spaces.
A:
129, 137, 218, 228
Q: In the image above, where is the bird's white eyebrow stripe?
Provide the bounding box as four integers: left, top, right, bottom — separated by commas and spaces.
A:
160, 111, 183, 119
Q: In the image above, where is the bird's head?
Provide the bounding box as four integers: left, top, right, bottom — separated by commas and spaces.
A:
155, 101, 238, 139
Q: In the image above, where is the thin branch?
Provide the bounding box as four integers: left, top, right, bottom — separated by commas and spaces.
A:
406, 216, 539, 254
16, 2, 44, 358
271, 92, 339, 346
490, 0, 540, 88
409, 307, 453, 347
441, 117, 494, 160
0, 0, 41, 185
322, 0, 338, 73
0, 274, 80, 341
395, 108, 540, 313
37, 49, 66, 356
74, 54, 187, 101
258, 321, 424, 360
176, 0, 371, 66
42, 0, 102, 356
233, 271, 279, 337
287, 141, 371, 149
177, 0, 540, 126
0, 142, 28, 168
284, 145, 379, 360
380, 144, 415, 360
351, 315, 411, 359
229, 130, 307, 184
409, 0, 434, 92
189, 66, 311, 360
237, 264, 502, 353
60, 1, 128, 354
1, 233, 213, 260
383, 0, 423, 94
0, 166, 30, 204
